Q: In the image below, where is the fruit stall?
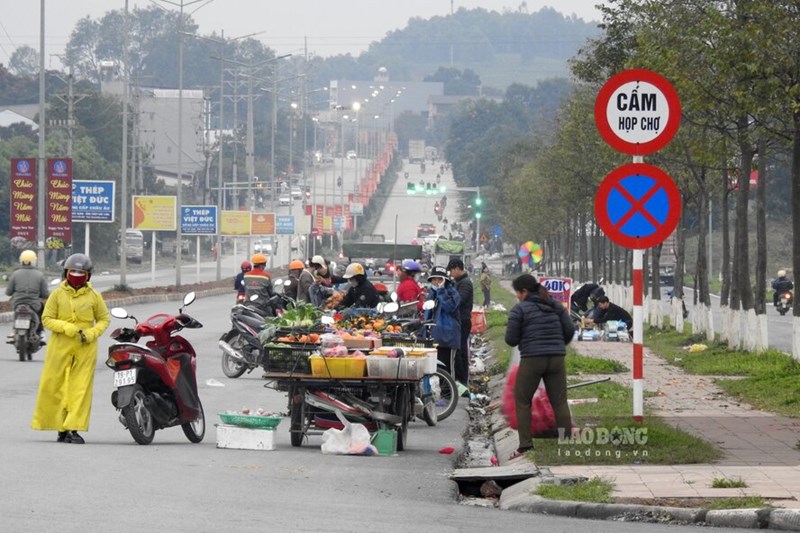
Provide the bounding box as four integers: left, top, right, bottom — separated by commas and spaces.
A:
259, 307, 437, 452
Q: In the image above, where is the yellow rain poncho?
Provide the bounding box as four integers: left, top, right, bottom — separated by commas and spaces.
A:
31, 280, 110, 432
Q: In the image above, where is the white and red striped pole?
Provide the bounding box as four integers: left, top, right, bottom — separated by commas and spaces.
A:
632, 248, 644, 422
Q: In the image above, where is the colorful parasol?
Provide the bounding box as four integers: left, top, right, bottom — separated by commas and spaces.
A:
518, 241, 543, 266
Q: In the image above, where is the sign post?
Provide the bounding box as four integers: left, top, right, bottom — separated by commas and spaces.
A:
72, 180, 115, 256
594, 69, 681, 422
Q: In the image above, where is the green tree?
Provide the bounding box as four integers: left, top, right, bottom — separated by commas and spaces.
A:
9, 45, 39, 77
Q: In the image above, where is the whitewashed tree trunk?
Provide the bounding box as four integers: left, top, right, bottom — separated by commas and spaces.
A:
674, 298, 685, 333
719, 305, 729, 343
755, 312, 768, 353
745, 309, 758, 352
706, 303, 715, 342
728, 308, 741, 349
793, 316, 800, 360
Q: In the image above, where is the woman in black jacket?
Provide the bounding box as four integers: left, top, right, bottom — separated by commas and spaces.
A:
505, 274, 575, 459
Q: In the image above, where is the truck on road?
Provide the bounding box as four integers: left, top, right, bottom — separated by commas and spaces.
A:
117, 229, 144, 264
409, 139, 426, 163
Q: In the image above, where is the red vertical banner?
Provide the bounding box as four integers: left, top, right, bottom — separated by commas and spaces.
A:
10, 158, 37, 243
315, 204, 324, 233
46, 158, 73, 248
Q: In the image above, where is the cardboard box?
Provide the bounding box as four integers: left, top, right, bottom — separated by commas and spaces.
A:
342, 337, 382, 350
216, 424, 276, 451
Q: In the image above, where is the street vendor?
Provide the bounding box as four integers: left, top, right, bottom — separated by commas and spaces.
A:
397, 259, 424, 311
309, 254, 347, 307
339, 262, 380, 309
584, 295, 633, 333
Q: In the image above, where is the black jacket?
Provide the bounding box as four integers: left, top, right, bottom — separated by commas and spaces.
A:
570, 283, 598, 312
453, 272, 474, 323
505, 294, 574, 357
341, 278, 380, 309
594, 303, 633, 329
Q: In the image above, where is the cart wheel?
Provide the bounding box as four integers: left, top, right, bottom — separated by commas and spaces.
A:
290, 388, 305, 447
394, 385, 410, 452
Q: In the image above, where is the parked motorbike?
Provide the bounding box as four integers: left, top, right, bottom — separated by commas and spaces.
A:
381, 298, 458, 425
106, 292, 205, 445
11, 304, 43, 361
219, 279, 292, 378
777, 290, 794, 316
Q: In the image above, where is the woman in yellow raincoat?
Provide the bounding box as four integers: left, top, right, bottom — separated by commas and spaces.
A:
31, 254, 110, 444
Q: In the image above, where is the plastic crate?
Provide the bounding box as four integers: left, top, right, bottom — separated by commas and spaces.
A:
380, 334, 435, 348
309, 356, 367, 378
263, 343, 316, 373
366, 353, 437, 379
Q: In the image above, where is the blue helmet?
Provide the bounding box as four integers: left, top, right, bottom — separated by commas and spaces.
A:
400, 259, 422, 273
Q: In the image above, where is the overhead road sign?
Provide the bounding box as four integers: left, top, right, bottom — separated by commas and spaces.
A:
594, 69, 681, 155
594, 163, 681, 250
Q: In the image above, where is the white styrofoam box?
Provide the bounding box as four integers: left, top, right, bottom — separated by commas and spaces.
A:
366, 353, 436, 379
216, 424, 276, 451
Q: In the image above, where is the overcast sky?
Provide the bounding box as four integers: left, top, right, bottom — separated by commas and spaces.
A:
1, 1, 601, 66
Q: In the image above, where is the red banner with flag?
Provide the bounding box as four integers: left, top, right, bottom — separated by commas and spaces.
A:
46, 158, 72, 247
10, 158, 37, 242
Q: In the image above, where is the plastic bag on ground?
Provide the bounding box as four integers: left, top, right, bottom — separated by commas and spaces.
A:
501, 364, 557, 437
320, 410, 377, 455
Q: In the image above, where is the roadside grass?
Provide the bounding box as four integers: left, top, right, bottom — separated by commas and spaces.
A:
645, 326, 800, 418
711, 477, 747, 488
535, 477, 613, 503
532, 381, 721, 466
706, 497, 770, 510
567, 347, 627, 375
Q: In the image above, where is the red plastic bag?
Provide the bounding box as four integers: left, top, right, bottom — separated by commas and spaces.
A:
501, 364, 556, 436
471, 310, 487, 334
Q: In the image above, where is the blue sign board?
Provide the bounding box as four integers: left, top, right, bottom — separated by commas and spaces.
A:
493, 224, 502, 238
72, 180, 115, 223
181, 205, 218, 234
276, 215, 295, 235
333, 216, 345, 231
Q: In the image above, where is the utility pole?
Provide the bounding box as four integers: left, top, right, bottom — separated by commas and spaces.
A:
37, 0, 46, 271
120, 0, 130, 285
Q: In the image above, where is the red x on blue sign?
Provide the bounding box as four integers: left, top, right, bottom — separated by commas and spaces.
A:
594, 163, 681, 249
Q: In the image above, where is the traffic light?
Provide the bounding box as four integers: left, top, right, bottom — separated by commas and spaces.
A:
407, 182, 416, 195
337, 176, 342, 188
475, 196, 483, 219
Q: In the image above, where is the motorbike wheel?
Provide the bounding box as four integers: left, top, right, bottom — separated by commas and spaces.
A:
434, 369, 458, 421
779, 308, 788, 316
422, 399, 438, 427
392, 385, 410, 452
181, 400, 205, 443
220, 332, 248, 378
122, 385, 155, 445
289, 390, 305, 447
16, 334, 27, 362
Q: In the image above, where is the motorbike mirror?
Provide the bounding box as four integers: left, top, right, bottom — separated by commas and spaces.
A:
383, 302, 399, 314
390, 291, 398, 302
283, 279, 292, 287
376, 302, 385, 313
50, 278, 61, 286
273, 278, 283, 285
110, 307, 129, 319
422, 300, 436, 311
250, 294, 260, 301
321, 315, 335, 325
183, 292, 196, 307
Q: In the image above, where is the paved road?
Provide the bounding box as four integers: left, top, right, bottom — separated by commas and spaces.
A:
0, 293, 743, 532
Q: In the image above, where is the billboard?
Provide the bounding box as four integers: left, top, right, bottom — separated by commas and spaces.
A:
132, 195, 177, 231
72, 180, 115, 223
10, 158, 36, 242
220, 210, 251, 235
46, 158, 73, 248
181, 205, 217, 235
251, 213, 275, 235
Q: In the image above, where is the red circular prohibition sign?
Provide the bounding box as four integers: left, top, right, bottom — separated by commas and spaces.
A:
594, 163, 682, 250
594, 69, 681, 155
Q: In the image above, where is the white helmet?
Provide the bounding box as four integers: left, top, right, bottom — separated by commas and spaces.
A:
778, 270, 787, 278
343, 263, 365, 279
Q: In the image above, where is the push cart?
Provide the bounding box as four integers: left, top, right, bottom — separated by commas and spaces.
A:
263, 373, 418, 451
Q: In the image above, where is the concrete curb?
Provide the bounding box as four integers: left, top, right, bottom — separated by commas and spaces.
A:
0, 287, 231, 324
477, 353, 800, 529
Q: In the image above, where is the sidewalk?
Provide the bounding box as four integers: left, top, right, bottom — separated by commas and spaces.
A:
549, 339, 800, 508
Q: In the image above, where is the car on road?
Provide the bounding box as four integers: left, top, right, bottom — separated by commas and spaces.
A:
253, 238, 275, 255
417, 223, 436, 237
346, 150, 357, 159
290, 185, 303, 199
279, 193, 292, 206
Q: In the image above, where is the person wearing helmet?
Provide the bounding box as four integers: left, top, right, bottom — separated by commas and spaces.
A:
285, 259, 307, 301
339, 262, 380, 309
234, 261, 252, 300
308, 255, 346, 307
32, 253, 110, 444
772, 269, 794, 307
5, 250, 50, 343
397, 259, 424, 311
243, 253, 275, 315
425, 266, 461, 379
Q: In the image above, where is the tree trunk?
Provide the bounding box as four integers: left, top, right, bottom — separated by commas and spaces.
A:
579, 211, 588, 281
651, 243, 662, 299
755, 137, 767, 315
696, 184, 710, 306
735, 115, 755, 311
792, 113, 800, 321
720, 165, 732, 307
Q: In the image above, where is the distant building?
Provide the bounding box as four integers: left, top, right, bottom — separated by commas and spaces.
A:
102, 80, 205, 186
0, 108, 38, 129
426, 94, 475, 130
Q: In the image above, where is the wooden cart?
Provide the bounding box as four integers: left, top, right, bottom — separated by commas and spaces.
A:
263, 373, 418, 451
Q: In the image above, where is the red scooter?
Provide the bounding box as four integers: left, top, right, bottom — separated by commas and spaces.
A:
106, 292, 205, 445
